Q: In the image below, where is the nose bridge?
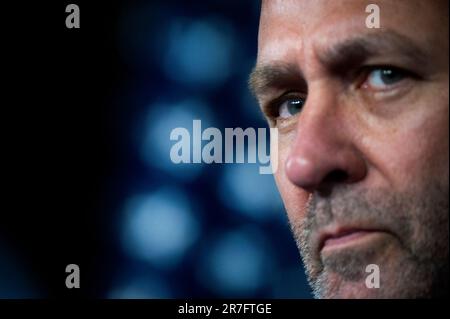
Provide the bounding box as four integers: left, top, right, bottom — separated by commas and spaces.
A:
291, 86, 343, 169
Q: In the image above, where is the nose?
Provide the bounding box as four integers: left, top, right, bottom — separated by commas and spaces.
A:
285, 92, 367, 194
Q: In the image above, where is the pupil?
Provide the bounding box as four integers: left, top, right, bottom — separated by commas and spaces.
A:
381, 69, 402, 84
288, 99, 304, 115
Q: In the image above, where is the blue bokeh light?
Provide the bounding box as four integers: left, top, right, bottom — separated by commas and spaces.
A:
140, 99, 214, 182
163, 17, 236, 88
218, 163, 284, 221
121, 186, 200, 269
198, 226, 274, 297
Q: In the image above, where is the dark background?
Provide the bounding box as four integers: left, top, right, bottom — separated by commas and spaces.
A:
2, 0, 312, 298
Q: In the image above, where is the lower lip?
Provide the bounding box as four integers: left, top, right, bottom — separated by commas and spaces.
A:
322, 230, 380, 251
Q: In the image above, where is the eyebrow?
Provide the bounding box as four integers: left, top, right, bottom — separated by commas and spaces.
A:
249, 30, 429, 99
249, 62, 306, 99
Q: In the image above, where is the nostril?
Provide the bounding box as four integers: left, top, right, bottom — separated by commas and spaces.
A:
317, 170, 349, 196
324, 169, 349, 184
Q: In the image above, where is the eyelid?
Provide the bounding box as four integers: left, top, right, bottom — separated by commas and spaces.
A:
356, 65, 419, 89
265, 91, 307, 118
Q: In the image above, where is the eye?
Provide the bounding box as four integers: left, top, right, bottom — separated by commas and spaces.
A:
364, 67, 407, 90
278, 96, 306, 119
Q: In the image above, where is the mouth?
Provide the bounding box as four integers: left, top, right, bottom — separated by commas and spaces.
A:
319, 227, 385, 253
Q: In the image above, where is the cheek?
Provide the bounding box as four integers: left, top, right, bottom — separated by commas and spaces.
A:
361, 104, 449, 191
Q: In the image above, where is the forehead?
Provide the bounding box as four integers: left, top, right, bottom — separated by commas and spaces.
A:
257, 0, 444, 65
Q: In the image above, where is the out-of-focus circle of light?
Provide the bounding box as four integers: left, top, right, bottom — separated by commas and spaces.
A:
198, 227, 273, 297
140, 99, 214, 183
121, 187, 200, 269
218, 163, 284, 221
108, 274, 172, 299
163, 18, 235, 88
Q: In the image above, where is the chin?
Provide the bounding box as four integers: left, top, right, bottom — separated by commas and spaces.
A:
314, 274, 381, 299
315, 270, 439, 299
319, 281, 382, 299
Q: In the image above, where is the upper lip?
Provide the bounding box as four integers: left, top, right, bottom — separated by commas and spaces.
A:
317, 226, 383, 252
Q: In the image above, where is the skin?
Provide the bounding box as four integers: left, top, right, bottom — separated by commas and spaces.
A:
250, 0, 449, 298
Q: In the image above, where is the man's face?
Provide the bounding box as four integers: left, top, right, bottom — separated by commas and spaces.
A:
251, 0, 449, 298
